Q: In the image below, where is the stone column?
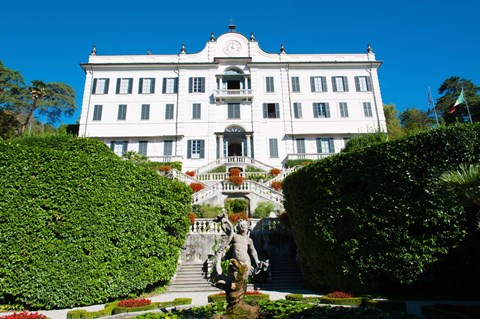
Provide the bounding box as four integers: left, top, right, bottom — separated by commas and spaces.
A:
245, 134, 251, 158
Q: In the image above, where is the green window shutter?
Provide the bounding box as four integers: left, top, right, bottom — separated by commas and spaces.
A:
150, 78, 155, 93
263, 103, 268, 118
110, 141, 115, 151
355, 76, 360, 92
200, 77, 205, 92
187, 140, 192, 159
200, 140, 205, 158
275, 103, 280, 118
122, 141, 128, 155
367, 76, 372, 91
332, 77, 337, 92
188, 78, 193, 93
321, 77, 327, 92
92, 79, 97, 94
343, 76, 349, 92
138, 78, 143, 94
104, 79, 109, 94
127, 79, 133, 93
325, 103, 331, 118
174, 78, 178, 93
310, 77, 315, 92
328, 138, 335, 153
313, 103, 319, 118
116, 78, 121, 94
162, 78, 167, 93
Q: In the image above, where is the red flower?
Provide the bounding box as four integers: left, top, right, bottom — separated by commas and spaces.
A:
188, 212, 197, 224
229, 168, 241, 176
0, 312, 47, 319
185, 171, 195, 177
228, 212, 248, 224
159, 165, 172, 172
271, 181, 282, 191
189, 182, 205, 193
118, 298, 152, 308
270, 168, 281, 176
327, 291, 353, 298
228, 175, 244, 186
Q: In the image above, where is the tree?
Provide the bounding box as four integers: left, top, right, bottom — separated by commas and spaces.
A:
0, 61, 24, 112
399, 107, 436, 133
18, 80, 76, 134
436, 76, 480, 124
383, 103, 404, 139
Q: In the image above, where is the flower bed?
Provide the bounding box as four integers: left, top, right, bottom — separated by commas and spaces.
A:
270, 168, 281, 176
228, 175, 244, 186
185, 171, 195, 177
271, 181, 282, 191
158, 165, 172, 172
118, 298, 151, 308
187, 212, 197, 224
228, 212, 248, 224
1, 312, 47, 319
189, 182, 205, 193
319, 291, 363, 306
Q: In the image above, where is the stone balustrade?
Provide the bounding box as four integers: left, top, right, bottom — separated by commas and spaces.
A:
189, 218, 282, 234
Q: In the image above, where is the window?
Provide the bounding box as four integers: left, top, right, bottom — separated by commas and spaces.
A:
117, 104, 127, 120
163, 78, 178, 93
228, 103, 240, 119
263, 103, 280, 119
269, 138, 278, 158
291, 77, 300, 92
165, 104, 174, 120
332, 76, 349, 92
92, 105, 103, 121
310, 76, 327, 92
265, 77, 275, 92
316, 138, 335, 153
139, 78, 155, 94
189, 77, 205, 93
165, 104, 173, 120
363, 102, 373, 117
187, 140, 205, 159
110, 141, 128, 156
141, 104, 150, 120
138, 141, 148, 156
192, 103, 201, 119
92, 78, 109, 94
296, 138, 306, 154
313, 103, 331, 118
339, 102, 349, 118
355, 76, 372, 92
164, 140, 173, 156
293, 102, 302, 119
116, 78, 133, 94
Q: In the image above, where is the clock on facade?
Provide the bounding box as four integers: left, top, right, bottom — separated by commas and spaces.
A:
223, 40, 242, 55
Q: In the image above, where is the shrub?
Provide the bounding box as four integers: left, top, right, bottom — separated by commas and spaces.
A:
285, 294, 318, 303
111, 302, 159, 315
228, 175, 244, 186
189, 182, 205, 193
320, 296, 363, 306
270, 168, 281, 176
342, 131, 388, 153
0, 135, 192, 309
283, 124, 480, 292
0, 312, 47, 319
254, 201, 276, 218
185, 171, 195, 177
364, 299, 407, 313
198, 204, 223, 218
207, 292, 269, 303
225, 198, 248, 214
271, 181, 282, 191
229, 168, 241, 176
285, 159, 313, 168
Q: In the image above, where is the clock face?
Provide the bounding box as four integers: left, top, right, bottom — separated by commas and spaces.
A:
224, 40, 242, 55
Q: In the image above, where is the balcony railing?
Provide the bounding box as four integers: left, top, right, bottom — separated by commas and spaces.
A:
148, 155, 183, 163
286, 153, 334, 161
213, 89, 253, 102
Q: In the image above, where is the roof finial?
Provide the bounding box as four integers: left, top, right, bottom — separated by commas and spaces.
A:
228, 18, 236, 32
91, 44, 96, 55
147, 50, 152, 55
210, 32, 216, 41
280, 43, 286, 54
180, 43, 186, 54
367, 43, 373, 53
250, 32, 255, 41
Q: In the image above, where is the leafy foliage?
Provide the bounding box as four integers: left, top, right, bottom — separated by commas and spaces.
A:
254, 201, 276, 218
225, 198, 248, 214
283, 124, 480, 292
342, 131, 388, 153
0, 135, 191, 309
383, 104, 404, 139
436, 76, 480, 124
400, 108, 436, 133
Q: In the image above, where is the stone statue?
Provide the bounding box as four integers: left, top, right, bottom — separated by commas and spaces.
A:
212, 213, 269, 316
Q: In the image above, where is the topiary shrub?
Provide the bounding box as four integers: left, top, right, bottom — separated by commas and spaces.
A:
0, 135, 192, 309
283, 124, 480, 292
319, 296, 363, 306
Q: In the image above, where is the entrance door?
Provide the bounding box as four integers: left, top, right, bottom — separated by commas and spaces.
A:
228, 80, 240, 90
228, 140, 242, 156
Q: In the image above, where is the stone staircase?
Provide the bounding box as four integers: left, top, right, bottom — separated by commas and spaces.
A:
166, 263, 220, 293
249, 254, 304, 291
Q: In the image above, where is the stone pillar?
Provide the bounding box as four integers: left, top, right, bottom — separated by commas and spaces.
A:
218, 134, 224, 159
245, 134, 251, 158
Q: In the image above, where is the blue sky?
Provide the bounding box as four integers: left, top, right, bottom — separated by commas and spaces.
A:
1, 0, 479, 125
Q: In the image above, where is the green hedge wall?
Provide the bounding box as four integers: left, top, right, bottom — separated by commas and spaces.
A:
283, 124, 480, 292
0, 135, 192, 309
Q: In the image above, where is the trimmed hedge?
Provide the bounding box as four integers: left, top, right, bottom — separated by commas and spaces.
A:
207, 293, 270, 303
283, 124, 480, 292
111, 303, 160, 315
319, 297, 363, 306
364, 299, 407, 313
0, 135, 192, 309
285, 294, 318, 303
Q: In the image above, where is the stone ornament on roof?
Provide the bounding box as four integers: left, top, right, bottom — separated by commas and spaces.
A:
210, 32, 216, 41
91, 44, 96, 55
180, 43, 186, 54
250, 32, 255, 41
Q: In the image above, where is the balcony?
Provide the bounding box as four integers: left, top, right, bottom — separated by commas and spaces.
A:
213, 89, 253, 103
286, 153, 334, 161
148, 155, 183, 163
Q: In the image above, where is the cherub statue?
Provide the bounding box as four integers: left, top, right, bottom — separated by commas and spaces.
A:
212, 213, 269, 304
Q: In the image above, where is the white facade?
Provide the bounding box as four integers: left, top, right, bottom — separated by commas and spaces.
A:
79, 26, 386, 172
